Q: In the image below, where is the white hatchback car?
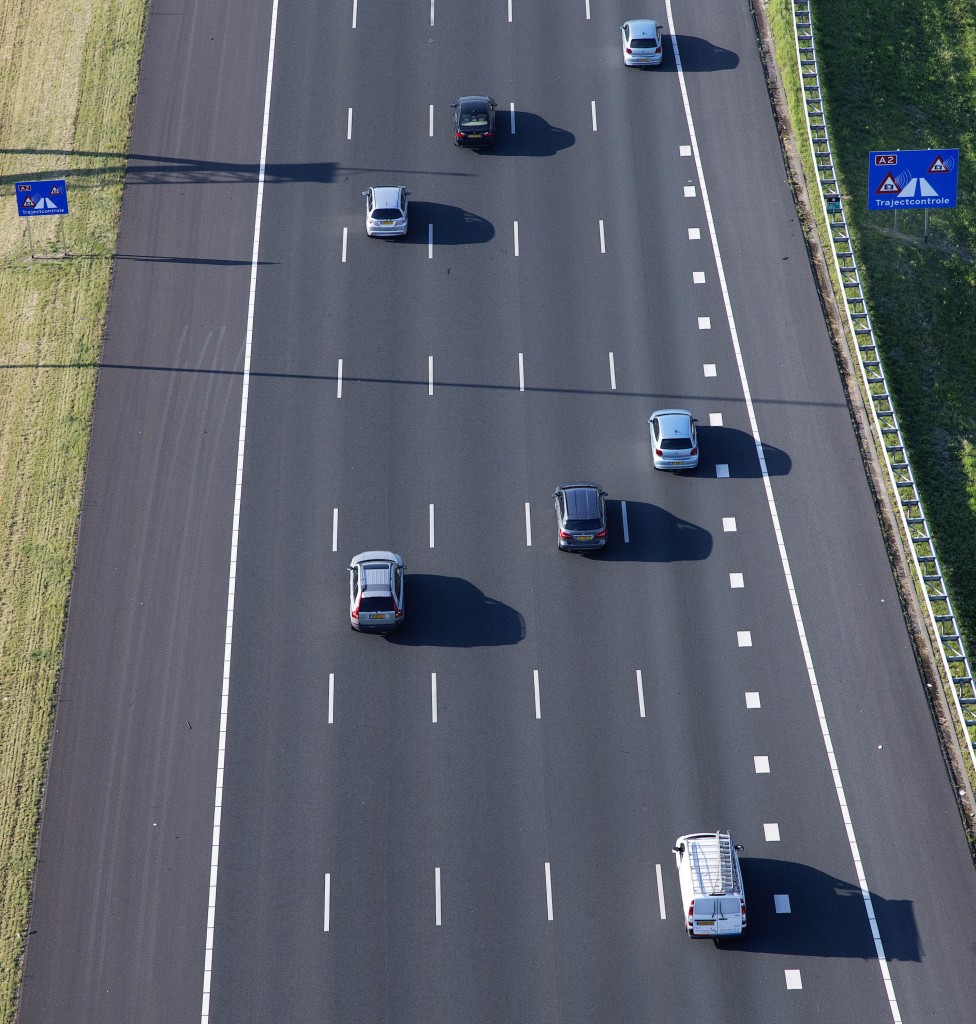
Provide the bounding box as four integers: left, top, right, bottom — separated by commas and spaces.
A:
621, 19, 663, 66
362, 186, 410, 237
649, 409, 699, 470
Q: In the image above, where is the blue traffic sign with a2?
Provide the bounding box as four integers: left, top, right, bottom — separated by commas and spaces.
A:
15, 179, 69, 217
867, 150, 958, 211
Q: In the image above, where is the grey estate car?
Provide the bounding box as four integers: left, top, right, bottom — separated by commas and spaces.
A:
553, 483, 609, 551
348, 551, 405, 631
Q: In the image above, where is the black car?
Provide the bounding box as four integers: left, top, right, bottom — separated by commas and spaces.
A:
553, 483, 608, 551
452, 96, 497, 148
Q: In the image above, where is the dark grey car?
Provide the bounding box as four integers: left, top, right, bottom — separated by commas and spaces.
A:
553, 483, 608, 551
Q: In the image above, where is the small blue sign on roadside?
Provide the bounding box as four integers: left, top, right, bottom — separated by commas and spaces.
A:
15, 179, 69, 216
867, 150, 958, 211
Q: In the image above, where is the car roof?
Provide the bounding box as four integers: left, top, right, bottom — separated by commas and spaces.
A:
556, 483, 604, 518
625, 19, 659, 33
369, 186, 404, 205
651, 409, 695, 435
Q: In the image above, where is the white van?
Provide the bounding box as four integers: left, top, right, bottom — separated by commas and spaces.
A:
672, 831, 746, 937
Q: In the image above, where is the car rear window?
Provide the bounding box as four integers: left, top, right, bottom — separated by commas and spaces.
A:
360, 596, 394, 612
461, 113, 489, 127
632, 36, 658, 47
372, 208, 402, 219
661, 437, 692, 450
568, 517, 603, 531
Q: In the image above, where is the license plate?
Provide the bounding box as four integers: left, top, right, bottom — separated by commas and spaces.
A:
369, 613, 387, 619
576, 535, 593, 542
697, 920, 715, 927
468, 133, 482, 138
380, 220, 393, 226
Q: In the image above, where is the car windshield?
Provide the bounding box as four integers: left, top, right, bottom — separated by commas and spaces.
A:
632, 36, 658, 47
461, 111, 488, 127
661, 437, 692, 450
361, 596, 394, 612
567, 517, 603, 531
372, 208, 402, 219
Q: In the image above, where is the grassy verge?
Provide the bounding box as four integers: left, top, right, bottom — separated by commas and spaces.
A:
763, 2, 976, 747
0, 1, 148, 1019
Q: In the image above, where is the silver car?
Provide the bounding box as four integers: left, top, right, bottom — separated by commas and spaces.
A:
362, 186, 409, 237
621, 19, 663, 66
348, 551, 405, 631
649, 409, 699, 470
553, 483, 608, 551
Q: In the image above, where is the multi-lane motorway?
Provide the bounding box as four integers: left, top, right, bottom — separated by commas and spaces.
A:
17, 1, 976, 1022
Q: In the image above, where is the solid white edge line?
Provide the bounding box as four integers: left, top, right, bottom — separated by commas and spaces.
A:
666, 4, 902, 1019
513, 220, 519, 256
655, 863, 666, 919
428, 222, 433, 259
510, 102, 515, 134
621, 499, 630, 543
534, 668, 541, 719
544, 861, 553, 920
518, 351, 525, 392
202, 1, 280, 1017
337, 357, 342, 399
341, 226, 347, 263
636, 668, 645, 717
429, 502, 435, 547
332, 507, 338, 552
428, 355, 434, 396
608, 350, 616, 390
324, 873, 331, 931
591, 99, 597, 131
524, 501, 531, 545
328, 672, 334, 724
347, 107, 352, 140
599, 219, 606, 253
435, 866, 441, 925
432, 672, 437, 723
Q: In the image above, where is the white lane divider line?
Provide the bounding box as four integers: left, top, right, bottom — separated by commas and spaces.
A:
655, 863, 666, 919
668, 7, 905, 1011
341, 226, 348, 263
729, 572, 744, 588
722, 516, 737, 532
524, 502, 532, 545
754, 755, 770, 774
533, 669, 541, 719
430, 0, 435, 25
510, 102, 515, 134
775, 894, 792, 914
785, 970, 802, 990
608, 351, 616, 390
591, 100, 598, 131
737, 630, 752, 647
429, 502, 435, 547
332, 508, 338, 552
328, 673, 335, 724
429, 104, 434, 137
585, 0, 591, 18
764, 822, 781, 841
621, 499, 630, 543
688, 227, 701, 239
428, 223, 433, 259
698, 316, 711, 330
513, 220, 519, 256
544, 862, 553, 920
703, 362, 716, 377
716, 464, 730, 478
709, 412, 723, 426
599, 219, 606, 253
635, 669, 645, 718
693, 270, 705, 283
204, 0, 278, 1016
745, 691, 761, 709
518, 352, 525, 392
351, 0, 357, 28
347, 108, 353, 140
324, 873, 331, 931
508, 0, 512, 22
435, 866, 442, 925
337, 358, 343, 398
431, 672, 438, 722
428, 355, 434, 395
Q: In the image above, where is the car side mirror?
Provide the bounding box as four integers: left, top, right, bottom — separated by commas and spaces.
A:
734, 844, 744, 851
361, 191, 368, 197
673, 844, 685, 854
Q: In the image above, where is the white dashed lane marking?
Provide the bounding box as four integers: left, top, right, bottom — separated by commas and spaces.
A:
608, 351, 616, 390
332, 508, 338, 552
785, 970, 802, 990
698, 316, 711, 330
599, 219, 606, 253
730, 572, 744, 588
737, 630, 752, 646
429, 503, 435, 547
591, 100, 598, 131
688, 227, 701, 239
435, 866, 442, 925
431, 673, 437, 722
324, 873, 331, 931
429, 104, 434, 136
428, 224, 433, 259
693, 271, 705, 283
341, 227, 348, 263
703, 363, 716, 377
716, 464, 730, 478
518, 352, 525, 392
684, 184, 696, 197
764, 822, 781, 841
510, 103, 515, 134
635, 668, 645, 717
722, 516, 737, 532
328, 673, 335, 723
745, 691, 761, 708
534, 669, 541, 719
336, 359, 342, 398
754, 755, 770, 773
351, 0, 357, 28
347, 108, 353, 139
545, 862, 553, 920
709, 412, 723, 426
513, 221, 519, 256
524, 502, 532, 545
428, 355, 434, 395
775, 894, 792, 913
621, 500, 630, 543
680, 144, 691, 156
655, 863, 666, 919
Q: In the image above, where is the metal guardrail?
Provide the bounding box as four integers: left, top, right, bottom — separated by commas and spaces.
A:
790, 0, 976, 774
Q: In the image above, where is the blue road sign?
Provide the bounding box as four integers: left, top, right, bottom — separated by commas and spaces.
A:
15, 179, 69, 216
868, 150, 958, 211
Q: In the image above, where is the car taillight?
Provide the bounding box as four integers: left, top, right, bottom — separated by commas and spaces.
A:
594, 528, 607, 539
655, 448, 663, 456
394, 603, 403, 619
625, 46, 632, 54
456, 131, 464, 139
351, 597, 360, 620
559, 529, 572, 539
690, 447, 698, 455
484, 131, 492, 138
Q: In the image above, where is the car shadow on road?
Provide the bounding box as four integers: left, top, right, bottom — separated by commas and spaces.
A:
585, 500, 713, 562
696, 426, 792, 478
388, 573, 524, 647
402, 202, 495, 245
718, 857, 920, 961
477, 112, 574, 158
669, 35, 739, 72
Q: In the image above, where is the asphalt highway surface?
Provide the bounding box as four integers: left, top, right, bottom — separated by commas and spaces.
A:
17, 0, 976, 1022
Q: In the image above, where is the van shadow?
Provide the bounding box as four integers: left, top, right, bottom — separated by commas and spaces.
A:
591, 501, 712, 562
724, 857, 920, 961
389, 574, 524, 647
404, 202, 494, 245
696, 426, 791, 478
